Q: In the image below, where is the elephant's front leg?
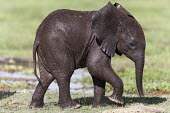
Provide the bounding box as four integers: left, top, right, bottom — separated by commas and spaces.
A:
90, 67, 124, 105
87, 47, 124, 105
106, 70, 124, 105
92, 76, 108, 107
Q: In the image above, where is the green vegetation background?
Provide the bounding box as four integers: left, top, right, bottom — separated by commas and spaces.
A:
0, 0, 170, 112
0, 0, 170, 92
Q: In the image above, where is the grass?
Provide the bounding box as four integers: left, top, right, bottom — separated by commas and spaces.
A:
0, 0, 170, 58
0, 91, 169, 113
0, 82, 35, 91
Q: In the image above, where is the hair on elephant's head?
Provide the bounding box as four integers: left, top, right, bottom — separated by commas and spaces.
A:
92, 2, 146, 97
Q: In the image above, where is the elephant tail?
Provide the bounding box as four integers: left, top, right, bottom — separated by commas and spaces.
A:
33, 40, 42, 86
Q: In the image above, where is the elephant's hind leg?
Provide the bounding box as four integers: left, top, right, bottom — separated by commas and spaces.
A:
52, 70, 81, 109
42, 38, 81, 109
30, 60, 54, 108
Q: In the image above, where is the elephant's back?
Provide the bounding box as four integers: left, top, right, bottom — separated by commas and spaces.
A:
37, 9, 94, 42
36, 9, 95, 68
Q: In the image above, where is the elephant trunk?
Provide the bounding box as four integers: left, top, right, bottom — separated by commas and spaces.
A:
134, 55, 145, 97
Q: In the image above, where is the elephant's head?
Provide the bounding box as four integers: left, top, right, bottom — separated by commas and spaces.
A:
92, 2, 146, 97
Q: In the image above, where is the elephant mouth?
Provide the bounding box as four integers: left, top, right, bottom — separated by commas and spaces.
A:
115, 42, 122, 56
115, 47, 122, 56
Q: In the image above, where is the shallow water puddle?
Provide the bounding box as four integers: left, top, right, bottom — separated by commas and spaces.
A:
0, 69, 93, 93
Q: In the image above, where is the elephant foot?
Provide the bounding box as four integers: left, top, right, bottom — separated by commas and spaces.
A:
60, 100, 81, 109
29, 101, 44, 108
92, 102, 108, 108
108, 95, 124, 105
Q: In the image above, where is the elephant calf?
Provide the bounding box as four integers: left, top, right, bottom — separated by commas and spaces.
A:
30, 2, 146, 109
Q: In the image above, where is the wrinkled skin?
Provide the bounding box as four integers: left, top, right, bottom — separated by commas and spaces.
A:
30, 2, 146, 109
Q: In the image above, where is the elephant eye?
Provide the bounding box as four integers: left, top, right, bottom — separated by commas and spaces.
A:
129, 42, 136, 49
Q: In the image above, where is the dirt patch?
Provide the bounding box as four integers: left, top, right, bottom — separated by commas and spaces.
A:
0, 76, 36, 92
102, 104, 165, 113
0, 87, 34, 92
128, 104, 165, 113
102, 108, 149, 113
146, 90, 170, 96
125, 90, 170, 96
0, 56, 32, 67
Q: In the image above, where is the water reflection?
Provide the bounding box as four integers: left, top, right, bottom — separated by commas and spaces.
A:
0, 69, 93, 93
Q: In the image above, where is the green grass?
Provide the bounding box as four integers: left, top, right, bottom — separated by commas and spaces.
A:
0, 91, 169, 113
0, 0, 170, 58
0, 82, 34, 89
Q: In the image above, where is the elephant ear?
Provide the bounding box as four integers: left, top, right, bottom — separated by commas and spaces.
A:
92, 2, 122, 57
114, 3, 134, 18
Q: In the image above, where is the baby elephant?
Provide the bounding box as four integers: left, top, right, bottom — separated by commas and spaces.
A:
30, 2, 146, 109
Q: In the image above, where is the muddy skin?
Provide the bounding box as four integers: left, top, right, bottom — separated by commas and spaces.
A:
31, 2, 146, 109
